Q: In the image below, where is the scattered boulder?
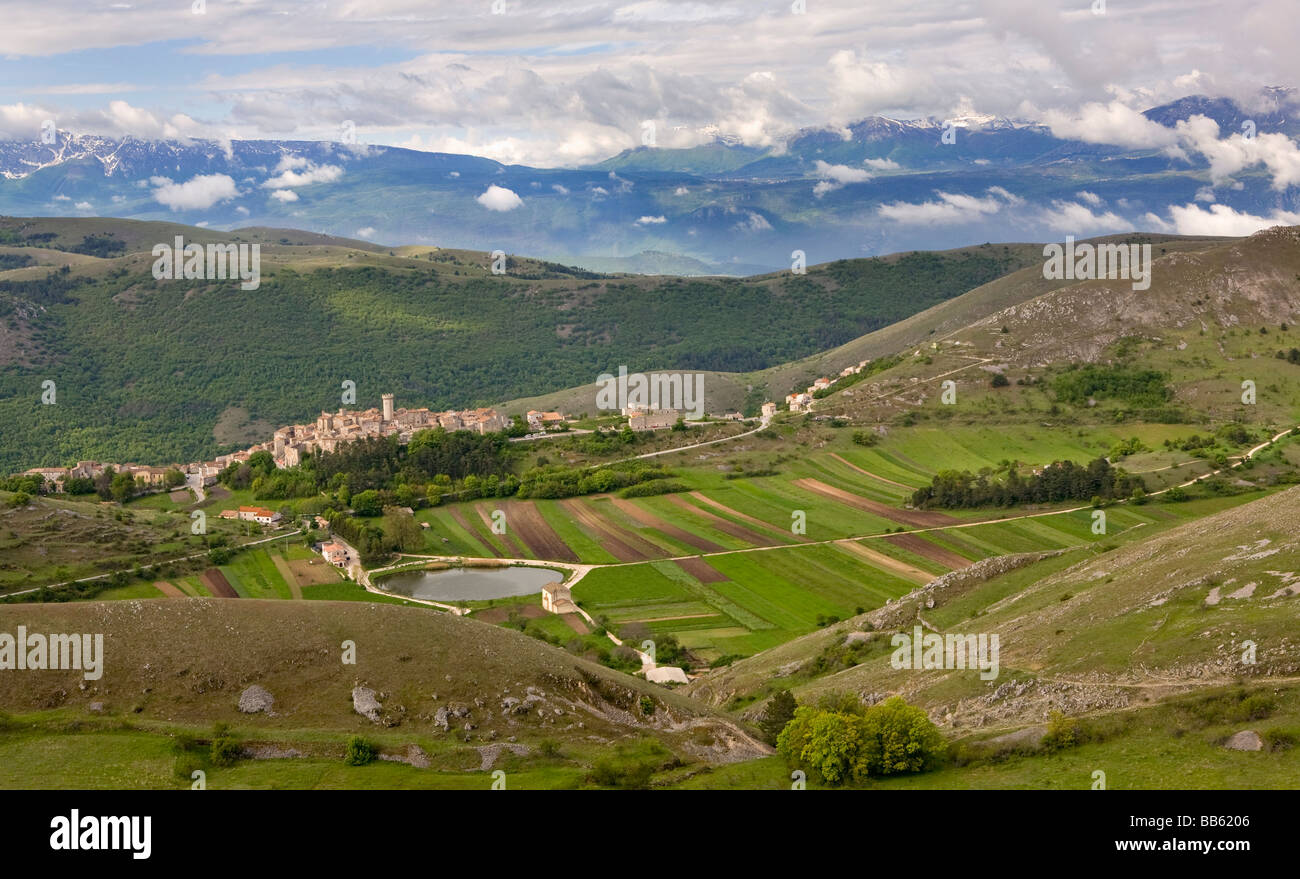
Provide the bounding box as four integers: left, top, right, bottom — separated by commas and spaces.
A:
352, 686, 383, 723
1223, 730, 1263, 751
238, 685, 275, 715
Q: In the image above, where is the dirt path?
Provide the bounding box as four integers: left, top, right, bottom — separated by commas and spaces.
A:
829, 453, 914, 490
794, 477, 962, 529
838, 541, 933, 584
269, 552, 303, 600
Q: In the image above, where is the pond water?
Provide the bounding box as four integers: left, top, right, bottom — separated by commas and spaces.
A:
378, 565, 563, 601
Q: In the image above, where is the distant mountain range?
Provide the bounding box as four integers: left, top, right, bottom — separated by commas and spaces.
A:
1, 93, 1297, 271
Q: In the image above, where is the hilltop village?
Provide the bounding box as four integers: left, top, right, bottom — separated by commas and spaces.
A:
21, 395, 519, 493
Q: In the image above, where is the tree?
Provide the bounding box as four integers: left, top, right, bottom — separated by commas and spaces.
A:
760, 690, 798, 745
110, 471, 135, 503
351, 489, 382, 516
777, 696, 945, 784
990, 373, 1010, 388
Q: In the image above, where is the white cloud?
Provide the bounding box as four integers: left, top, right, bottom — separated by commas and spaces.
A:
877, 188, 1015, 225
863, 157, 901, 171
74, 201, 92, 210
635, 215, 666, 225
476, 185, 523, 212
1076, 190, 1102, 206
733, 211, 772, 233
262, 160, 343, 189
1041, 101, 1178, 150
813, 160, 872, 184
270, 189, 299, 202
151, 173, 238, 211
1159, 203, 1300, 236
673, 186, 689, 195
551, 184, 569, 195
356, 227, 377, 239
1037, 199, 1127, 235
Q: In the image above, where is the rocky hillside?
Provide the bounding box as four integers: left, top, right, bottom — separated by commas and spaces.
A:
0, 599, 768, 764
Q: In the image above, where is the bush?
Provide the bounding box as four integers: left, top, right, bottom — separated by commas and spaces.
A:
1262, 728, 1297, 752
1041, 710, 1084, 752
344, 736, 378, 765
208, 723, 241, 766
776, 696, 945, 785
990, 373, 1010, 388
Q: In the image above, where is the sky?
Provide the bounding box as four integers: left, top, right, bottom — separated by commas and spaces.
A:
0, 0, 1296, 167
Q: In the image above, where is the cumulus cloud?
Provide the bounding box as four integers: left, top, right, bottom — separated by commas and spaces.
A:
1040, 101, 1179, 150
270, 189, 298, 202
262, 158, 343, 189
732, 211, 772, 233
151, 173, 238, 211
1150, 203, 1300, 236
476, 185, 523, 212
355, 227, 377, 239
877, 187, 1018, 225
1037, 199, 1128, 235
635, 215, 666, 224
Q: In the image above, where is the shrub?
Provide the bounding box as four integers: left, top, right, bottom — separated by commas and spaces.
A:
776, 696, 945, 785
990, 373, 1010, 388
1041, 710, 1084, 753
344, 736, 378, 766
208, 723, 241, 766
1262, 728, 1297, 752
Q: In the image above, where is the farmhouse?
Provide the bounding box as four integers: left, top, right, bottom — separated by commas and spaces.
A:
233, 505, 282, 526
629, 409, 679, 431
526, 410, 566, 430
320, 541, 349, 567
541, 582, 577, 614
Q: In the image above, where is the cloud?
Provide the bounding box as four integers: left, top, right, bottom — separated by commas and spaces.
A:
476, 185, 523, 212
74, 201, 92, 210
1040, 101, 1178, 150
1037, 199, 1127, 235
151, 173, 238, 211
635, 215, 666, 225
1153, 203, 1300, 236
732, 211, 772, 233
1076, 190, 1102, 206
551, 184, 569, 195
262, 159, 343, 189
877, 187, 1017, 225
356, 227, 377, 239
270, 189, 299, 202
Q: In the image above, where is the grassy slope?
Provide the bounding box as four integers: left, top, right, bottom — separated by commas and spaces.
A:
0, 598, 769, 789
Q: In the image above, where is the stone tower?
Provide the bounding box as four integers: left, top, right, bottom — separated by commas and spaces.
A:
381, 393, 395, 422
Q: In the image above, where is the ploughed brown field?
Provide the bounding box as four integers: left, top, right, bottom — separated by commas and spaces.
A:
499, 501, 579, 562
792, 477, 962, 529
674, 557, 730, 583
199, 568, 238, 598
610, 497, 728, 554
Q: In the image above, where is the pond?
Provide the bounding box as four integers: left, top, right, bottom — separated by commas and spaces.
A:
377, 565, 564, 601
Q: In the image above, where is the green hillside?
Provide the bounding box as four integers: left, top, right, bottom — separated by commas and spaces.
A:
0, 216, 1042, 471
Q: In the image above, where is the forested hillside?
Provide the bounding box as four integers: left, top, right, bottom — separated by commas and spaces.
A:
0, 219, 1038, 470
